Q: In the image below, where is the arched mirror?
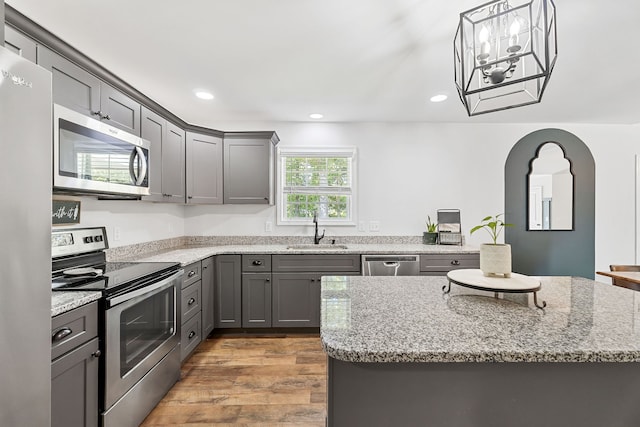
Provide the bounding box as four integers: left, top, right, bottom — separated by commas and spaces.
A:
527, 142, 574, 230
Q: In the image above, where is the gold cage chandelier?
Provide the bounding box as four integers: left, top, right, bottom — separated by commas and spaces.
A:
454, 0, 557, 116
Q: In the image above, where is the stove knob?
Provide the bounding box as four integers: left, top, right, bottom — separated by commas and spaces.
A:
84, 236, 94, 243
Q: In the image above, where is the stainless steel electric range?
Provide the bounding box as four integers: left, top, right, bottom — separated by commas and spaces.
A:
52, 227, 183, 427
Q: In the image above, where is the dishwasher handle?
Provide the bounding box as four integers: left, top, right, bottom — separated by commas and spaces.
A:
383, 262, 400, 268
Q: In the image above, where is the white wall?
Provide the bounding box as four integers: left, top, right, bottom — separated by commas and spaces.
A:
78, 120, 640, 280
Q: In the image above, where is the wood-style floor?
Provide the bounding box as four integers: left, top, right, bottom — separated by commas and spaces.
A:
140, 335, 327, 426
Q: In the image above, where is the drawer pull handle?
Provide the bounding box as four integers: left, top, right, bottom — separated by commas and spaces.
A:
451, 260, 460, 265
188, 270, 196, 277
188, 331, 196, 339
252, 260, 263, 266
188, 297, 196, 305
52, 327, 72, 342
92, 349, 102, 358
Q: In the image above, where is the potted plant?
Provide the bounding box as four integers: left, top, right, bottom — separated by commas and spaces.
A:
423, 216, 439, 245
470, 214, 513, 277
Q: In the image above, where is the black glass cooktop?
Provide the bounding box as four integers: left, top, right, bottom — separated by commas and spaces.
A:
52, 261, 180, 294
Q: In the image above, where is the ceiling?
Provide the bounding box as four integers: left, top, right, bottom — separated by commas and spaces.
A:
6, 0, 640, 127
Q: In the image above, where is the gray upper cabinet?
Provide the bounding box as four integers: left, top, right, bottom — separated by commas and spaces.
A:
4, 25, 37, 62
141, 107, 185, 203
37, 46, 140, 135
223, 132, 279, 204
186, 132, 223, 204
37, 45, 101, 118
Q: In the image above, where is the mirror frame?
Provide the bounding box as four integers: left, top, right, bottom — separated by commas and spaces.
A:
526, 141, 575, 231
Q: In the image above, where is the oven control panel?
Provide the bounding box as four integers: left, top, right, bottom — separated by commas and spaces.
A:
52, 227, 108, 258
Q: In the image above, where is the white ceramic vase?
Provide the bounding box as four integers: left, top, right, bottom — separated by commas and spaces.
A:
479, 243, 512, 278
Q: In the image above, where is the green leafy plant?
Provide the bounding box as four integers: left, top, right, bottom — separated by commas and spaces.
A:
470, 214, 513, 245
425, 215, 437, 233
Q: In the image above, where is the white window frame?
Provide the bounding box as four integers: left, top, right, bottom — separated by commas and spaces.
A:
277, 146, 357, 226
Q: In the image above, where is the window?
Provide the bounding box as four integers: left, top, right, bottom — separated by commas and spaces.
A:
278, 147, 356, 225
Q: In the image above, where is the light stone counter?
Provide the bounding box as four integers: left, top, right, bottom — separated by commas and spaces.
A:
113, 243, 479, 266
320, 275, 640, 363
51, 291, 102, 317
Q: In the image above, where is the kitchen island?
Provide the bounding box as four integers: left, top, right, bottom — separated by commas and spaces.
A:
321, 275, 640, 427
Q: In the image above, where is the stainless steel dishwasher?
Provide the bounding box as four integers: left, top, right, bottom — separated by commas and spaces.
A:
361, 255, 420, 276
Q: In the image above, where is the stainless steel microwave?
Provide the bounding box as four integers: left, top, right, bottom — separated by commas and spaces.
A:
53, 104, 150, 197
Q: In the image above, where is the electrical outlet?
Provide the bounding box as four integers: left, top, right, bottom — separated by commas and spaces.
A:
265, 221, 273, 232
369, 221, 380, 232
358, 221, 366, 232
113, 227, 121, 241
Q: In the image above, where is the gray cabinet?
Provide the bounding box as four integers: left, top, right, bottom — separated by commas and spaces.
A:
51, 302, 100, 427
186, 132, 223, 204
214, 255, 242, 328
271, 254, 361, 328
419, 253, 480, 275
223, 132, 279, 204
37, 46, 141, 135
201, 257, 215, 337
4, 25, 37, 62
141, 107, 185, 203
242, 272, 272, 328
181, 261, 203, 362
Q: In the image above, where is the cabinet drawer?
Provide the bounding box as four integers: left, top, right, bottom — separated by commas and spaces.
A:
182, 261, 202, 288
242, 254, 272, 272
181, 314, 201, 361
51, 301, 99, 360
420, 254, 480, 273
272, 254, 361, 273
181, 281, 202, 322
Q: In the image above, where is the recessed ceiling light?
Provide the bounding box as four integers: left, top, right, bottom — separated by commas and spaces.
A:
195, 91, 214, 100
309, 113, 324, 119
430, 94, 448, 103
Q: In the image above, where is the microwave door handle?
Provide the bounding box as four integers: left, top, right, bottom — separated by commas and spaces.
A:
129, 147, 147, 186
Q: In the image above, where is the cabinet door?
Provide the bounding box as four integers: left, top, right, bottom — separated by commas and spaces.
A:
140, 107, 165, 202
214, 255, 242, 328
223, 138, 271, 204
186, 132, 223, 204
51, 337, 99, 427
4, 25, 37, 62
201, 257, 215, 337
242, 273, 272, 328
272, 273, 321, 327
100, 83, 141, 135
37, 45, 101, 117
162, 122, 186, 203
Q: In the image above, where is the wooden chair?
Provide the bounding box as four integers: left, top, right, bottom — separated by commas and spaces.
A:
609, 265, 640, 291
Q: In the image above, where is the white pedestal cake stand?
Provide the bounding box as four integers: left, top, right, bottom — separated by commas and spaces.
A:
445, 269, 546, 309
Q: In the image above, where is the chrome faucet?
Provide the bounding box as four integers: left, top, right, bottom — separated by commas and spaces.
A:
313, 212, 325, 244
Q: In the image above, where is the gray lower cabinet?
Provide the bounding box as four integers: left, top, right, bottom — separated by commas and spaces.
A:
223, 132, 279, 204
242, 272, 272, 328
186, 132, 223, 204
37, 46, 140, 135
201, 256, 215, 337
181, 261, 203, 362
214, 255, 242, 328
4, 25, 37, 62
141, 107, 185, 203
51, 301, 100, 427
420, 253, 480, 275
271, 254, 361, 328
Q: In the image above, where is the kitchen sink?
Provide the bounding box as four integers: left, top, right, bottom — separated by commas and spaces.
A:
286, 244, 349, 250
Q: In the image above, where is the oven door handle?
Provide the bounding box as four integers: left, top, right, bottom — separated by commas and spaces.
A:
108, 270, 183, 307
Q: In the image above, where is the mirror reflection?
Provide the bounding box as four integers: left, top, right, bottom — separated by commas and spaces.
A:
528, 143, 573, 230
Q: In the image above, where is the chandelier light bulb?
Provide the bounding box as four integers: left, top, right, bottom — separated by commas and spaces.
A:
477, 25, 491, 61
507, 17, 522, 52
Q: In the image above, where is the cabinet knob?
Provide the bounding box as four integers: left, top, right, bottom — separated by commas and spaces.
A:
265, 278, 270, 282
188, 196, 193, 199
103, 114, 111, 120
188, 297, 196, 305
252, 260, 263, 266
52, 327, 72, 342
91, 110, 102, 117
451, 260, 460, 266
92, 349, 102, 358
311, 278, 315, 282
188, 270, 196, 277
202, 265, 208, 270
188, 331, 196, 339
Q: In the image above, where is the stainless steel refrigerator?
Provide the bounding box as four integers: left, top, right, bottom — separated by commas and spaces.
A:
0, 44, 53, 425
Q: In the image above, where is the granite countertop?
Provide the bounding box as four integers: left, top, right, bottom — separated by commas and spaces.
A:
52, 291, 102, 317
119, 243, 479, 266
320, 275, 640, 363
